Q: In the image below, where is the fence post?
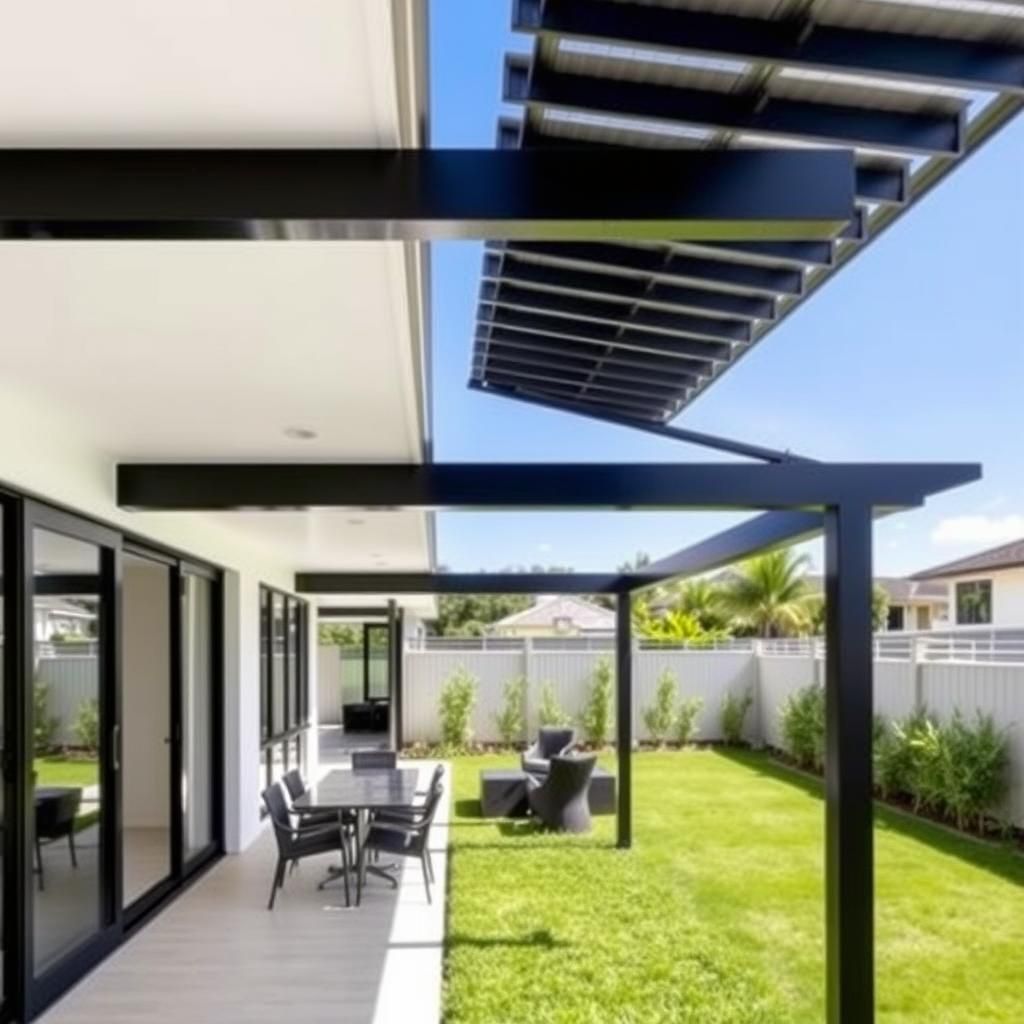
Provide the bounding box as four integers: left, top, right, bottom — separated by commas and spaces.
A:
810, 635, 820, 687
912, 636, 925, 713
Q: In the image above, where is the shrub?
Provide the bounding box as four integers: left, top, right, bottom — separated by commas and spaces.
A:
536, 681, 572, 728
932, 711, 1009, 831
873, 709, 929, 798
493, 675, 527, 747
580, 657, 614, 747
720, 689, 753, 746
33, 678, 60, 754
642, 669, 677, 746
674, 697, 705, 746
779, 684, 825, 770
73, 698, 100, 755
439, 666, 478, 750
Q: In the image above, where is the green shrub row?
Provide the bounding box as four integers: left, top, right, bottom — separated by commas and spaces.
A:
641, 669, 705, 747
778, 683, 1010, 831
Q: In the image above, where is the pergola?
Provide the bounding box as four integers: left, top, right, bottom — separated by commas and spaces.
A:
4, 2, 1015, 1008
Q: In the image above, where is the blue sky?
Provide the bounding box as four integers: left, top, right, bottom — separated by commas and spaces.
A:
429, 1, 1024, 577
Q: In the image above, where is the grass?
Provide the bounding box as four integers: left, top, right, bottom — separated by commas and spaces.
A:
442, 749, 1024, 1024
33, 755, 98, 789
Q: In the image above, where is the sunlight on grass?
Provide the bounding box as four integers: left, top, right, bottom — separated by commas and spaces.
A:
33, 756, 98, 789
443, 750, 1023, 1024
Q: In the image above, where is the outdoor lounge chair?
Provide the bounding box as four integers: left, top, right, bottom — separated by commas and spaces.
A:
34, 787, 82, 892
262, 782, 349, 909
521, 726, 576, 776
356, 772, 444, 906
526, 754, 597, 834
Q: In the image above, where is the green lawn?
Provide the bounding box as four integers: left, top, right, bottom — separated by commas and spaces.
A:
33, 755, 98, 789
443, 750, 1023, 1024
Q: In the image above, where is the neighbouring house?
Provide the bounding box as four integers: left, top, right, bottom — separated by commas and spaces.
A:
488, 596, 615, 638
912, 538, 1024, 628
33, 596, 98, 642
805, 575, 948, 632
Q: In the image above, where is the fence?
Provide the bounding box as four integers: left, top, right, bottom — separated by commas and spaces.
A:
34, 656, 99, 747
383, 634, 1024, 827
317, 647, 389, 724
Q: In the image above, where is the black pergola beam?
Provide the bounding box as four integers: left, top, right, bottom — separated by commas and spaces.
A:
513, 0, 1024, 95
615, 594, 632, 850
499, 242, 804, 296
316, 606, 392, 618
0, 148, 856, 242
507, 57, 964, 157
478, 306, 732, 364
484, 250, 777, 320
469, 382, 809, 464
296, 573, 624, 595
482, 281, 751, 343
117, 461, 981, 513
628, 510, 826, 587
503, 116, 909, 208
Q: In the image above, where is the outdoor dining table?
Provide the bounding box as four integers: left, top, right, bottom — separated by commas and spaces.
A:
292, 767, 419, 907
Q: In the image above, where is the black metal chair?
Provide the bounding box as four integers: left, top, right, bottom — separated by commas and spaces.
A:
351, 749, 397, 771
526, 754, 597, 834
521, 727, 576, 776
377, 764, 445, 824
34, 787, 82, 891
356, 775, 443, 906
262, 782, 349, 909
282, 769, 338, 829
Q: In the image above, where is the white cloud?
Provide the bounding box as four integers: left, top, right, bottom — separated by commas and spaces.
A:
930, 514, 1024, 547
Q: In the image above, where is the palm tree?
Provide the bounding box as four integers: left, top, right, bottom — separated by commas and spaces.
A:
722, 548, 813, 638
674, 577, 727, 631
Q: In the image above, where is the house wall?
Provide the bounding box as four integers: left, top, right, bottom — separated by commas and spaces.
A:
0, 382, 308, 854
941, 568, 1024, 628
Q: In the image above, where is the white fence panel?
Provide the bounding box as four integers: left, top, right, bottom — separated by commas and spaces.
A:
634, 651, 757, 742
402, 650, 525, 744
874, 660, 916, 722
317, 647, 386, 724
921, 662, 1024, 826
529, 651, 605, 733
757, 655, 815, 749
37, 656, 98, 746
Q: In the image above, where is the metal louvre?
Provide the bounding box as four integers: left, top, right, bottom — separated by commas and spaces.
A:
471, 0, 1024, 427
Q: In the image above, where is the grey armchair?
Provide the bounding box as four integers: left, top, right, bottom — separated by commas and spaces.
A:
526, 754, 597, 833
521, 726, 576, 776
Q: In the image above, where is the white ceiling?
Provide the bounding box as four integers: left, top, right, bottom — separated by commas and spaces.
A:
0, 1, 407, 146
0, 0, 433, 577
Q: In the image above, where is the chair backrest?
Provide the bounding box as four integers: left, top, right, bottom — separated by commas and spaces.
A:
282, 769, 305, 802
427, 762, 445, 792
538, 726, 576, 759
543, 754, 597, 803
261, 783, 296, 855
352, 750, 397, 771
36, 789, 81, 836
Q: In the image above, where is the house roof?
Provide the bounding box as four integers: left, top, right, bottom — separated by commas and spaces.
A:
912, 538, 1024, 581
471, 0, 1024, 427
806, 574, 946, 603
490, 595, 615, 631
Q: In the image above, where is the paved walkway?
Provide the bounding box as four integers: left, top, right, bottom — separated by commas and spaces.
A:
40, 760, 449, 1024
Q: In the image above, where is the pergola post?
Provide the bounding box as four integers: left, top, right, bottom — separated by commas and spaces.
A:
615, 593, 632, 850
394, 606, 405, 752
823, 503, 875, 1024
386, 599, 398, 751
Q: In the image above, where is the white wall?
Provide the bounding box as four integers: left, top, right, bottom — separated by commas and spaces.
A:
941, 568, 1024, 628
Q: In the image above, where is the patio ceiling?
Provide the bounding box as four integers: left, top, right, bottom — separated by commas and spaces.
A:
471, 0, 1024, 426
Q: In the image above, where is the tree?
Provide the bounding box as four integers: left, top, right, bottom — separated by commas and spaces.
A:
319, 623, 361, 647
632, 599, 728, 645
722, 548, 813, 638
805, 583, 891, 635
434, 593, 531, 636
673, 578, 728, 631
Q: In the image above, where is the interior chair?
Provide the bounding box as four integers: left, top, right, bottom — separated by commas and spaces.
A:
262, 782, 349, 909
356, 775, 443, 906
521, 726, 576, 776
351, 749, 397, 771
34, 788, 82, 891
526, 754, 597, 834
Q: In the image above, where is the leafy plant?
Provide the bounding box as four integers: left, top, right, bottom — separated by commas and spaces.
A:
438, 666, 478, 750
536, 682, 572, 728
579, 657, 614, 747
632, 600, 730, 646
674, 696, 705, 747
779, 684, 825, 770
720, 689, 753, 746
72, 698, 100, 755
873, 709, 929, 798
721, 548, 813, 638
643, 669, 677, 746
33, 678, 60, 754
493, 675, 527, 747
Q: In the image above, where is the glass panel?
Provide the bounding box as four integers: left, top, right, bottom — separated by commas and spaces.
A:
286, 600, 298, 730
259, 589, 270, 742
271, 594, 285, 736
31, 528, 104, 976
121, 553, 173, 907
270, 741, 286, 786
368, 625, 390, 700
181, 574, 213, 861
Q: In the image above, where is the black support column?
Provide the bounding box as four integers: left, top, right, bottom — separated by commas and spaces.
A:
615, 594, 632, 850
823, 503, 875, 1024
393, 606, 404, 752
386, 600, 398, 752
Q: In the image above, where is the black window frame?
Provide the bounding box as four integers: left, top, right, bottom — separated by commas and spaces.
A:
955, 579, 992, 626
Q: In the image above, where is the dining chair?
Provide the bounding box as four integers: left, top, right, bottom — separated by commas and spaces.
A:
282, 769, 338, 829
262, 782, 349, 909
356, 775, 444, 906
351, 749, 397, 771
